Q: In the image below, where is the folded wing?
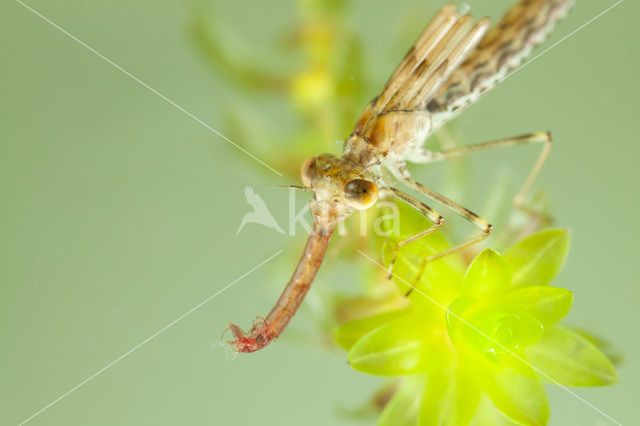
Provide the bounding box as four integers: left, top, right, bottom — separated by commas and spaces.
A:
351, 4, 489, 156
351, 0, 573, 153
428, 0, 574, 125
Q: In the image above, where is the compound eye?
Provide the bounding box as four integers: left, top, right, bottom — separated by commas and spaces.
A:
343, 179, 378, 210
300, 157, 316, 187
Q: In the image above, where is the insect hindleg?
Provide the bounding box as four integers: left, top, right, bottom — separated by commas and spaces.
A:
387, 167, 492, 294
417, 131, 553, 210
386, 187, 443, 278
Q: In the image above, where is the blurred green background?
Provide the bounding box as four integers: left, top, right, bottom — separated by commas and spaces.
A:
1, 0, 638, 424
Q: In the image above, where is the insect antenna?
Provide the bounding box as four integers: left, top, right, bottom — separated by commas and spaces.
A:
247, 184, 314, 192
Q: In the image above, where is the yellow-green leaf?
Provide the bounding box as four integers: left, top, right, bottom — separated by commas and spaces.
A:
333, 308, 410, 350
472, 355, 549, 426
446, 297, 477, 347
568, 326, 624, 367
504, 229, 569, 287
502, 286, 573, 326
348, 315, 448, 376
378, 199, 464, 298
525, 326, 618, 386
462, 249, 511, 297
465, 309, 544, 357
470, 394, 521, 426
378, 376, 425, 426
418, 368, 481, 426
382, 236, 463, 307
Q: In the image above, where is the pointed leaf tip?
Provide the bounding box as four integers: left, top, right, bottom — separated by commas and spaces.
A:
348, 316, 446, 376
475, 358, 549, 426
333, 308, 409, 350
505, 229, 569, 287
525, 326, 618, 386
502, 286, 573, 327
463, 249, 511, 297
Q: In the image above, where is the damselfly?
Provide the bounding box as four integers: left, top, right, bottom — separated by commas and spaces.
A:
227, 0, 574, 353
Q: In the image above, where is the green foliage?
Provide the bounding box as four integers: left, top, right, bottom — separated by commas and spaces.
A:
472, 394, 521, 426
188, 0, 375, 177
525, 326, 618, 386
378, 377, 424, 426
462, 249, 511, 297
348, 312, 450, 376
417, 368, 480, 426
378, 200, 465, 306
504, 230, 569, 287
502, 287, 573, 327
333, 308, 409, 350
471, 353, 549, 426
335, 229, 617, 425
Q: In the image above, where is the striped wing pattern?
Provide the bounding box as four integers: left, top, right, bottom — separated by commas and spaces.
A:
429, 0, 574, 123
353, 0, 573, 145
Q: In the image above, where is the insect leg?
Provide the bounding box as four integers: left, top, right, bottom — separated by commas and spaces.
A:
390, 171, 492, 294
429, 131, 552, 209
412, 131, 552, 212
386, 187, 444, 278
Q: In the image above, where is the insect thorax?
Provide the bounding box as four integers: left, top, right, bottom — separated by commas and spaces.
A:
343, 110, 433, 167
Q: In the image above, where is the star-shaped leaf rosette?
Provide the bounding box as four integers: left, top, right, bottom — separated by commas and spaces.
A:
334, 204, 617, 425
